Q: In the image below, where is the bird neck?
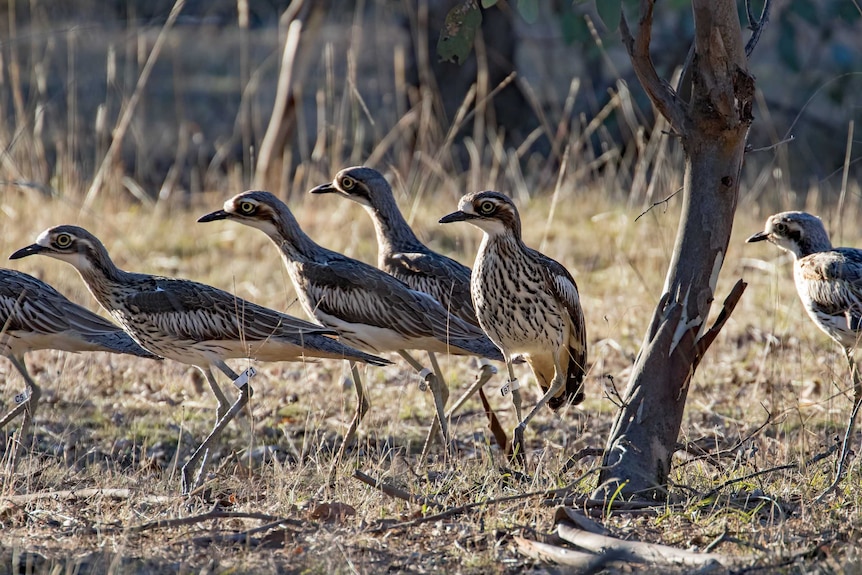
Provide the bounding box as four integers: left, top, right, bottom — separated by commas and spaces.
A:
479, 229, 524, 258
74, 247, 132, 309
794, 235, 833, 258
270, 211, 325, 263
364, 200, 425, 255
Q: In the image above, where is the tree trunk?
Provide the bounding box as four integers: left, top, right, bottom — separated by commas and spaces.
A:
595, 0, 755, 501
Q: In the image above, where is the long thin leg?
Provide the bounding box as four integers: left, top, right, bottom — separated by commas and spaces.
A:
2, 355, 42, 468
398, 350, 450, 451
329, 362, 369, 481
426, 352, 451, 451
816, 348, 862, 501
513, 353, 567, 466
506, 357, 526, 465
182, 364, 253, 495
203, 365, 231, 421
420, 359, 497, 462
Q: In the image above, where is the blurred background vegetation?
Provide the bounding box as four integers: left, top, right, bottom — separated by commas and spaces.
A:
0, 0, 858, 208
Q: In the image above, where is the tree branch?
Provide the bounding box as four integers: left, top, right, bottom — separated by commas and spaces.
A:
693, 279, 747, 368
745, 0, 773, 57
619, 0, 688, 134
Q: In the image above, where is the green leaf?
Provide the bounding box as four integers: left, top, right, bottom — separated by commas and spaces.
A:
481, 0, 498, 7
597, 0, 622, 31
517, 0, 539, 24
436, 0, 483, 65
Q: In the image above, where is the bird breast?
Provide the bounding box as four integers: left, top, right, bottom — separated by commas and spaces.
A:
472, 240, 566, 354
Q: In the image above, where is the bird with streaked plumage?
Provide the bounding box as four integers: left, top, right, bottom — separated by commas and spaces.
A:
10, 225, 389, 492
199, 190, 505, 468
0, 268, 160, 460
440, 190, 588, 462
309, 166, 499, 456
747, 211, 862, 495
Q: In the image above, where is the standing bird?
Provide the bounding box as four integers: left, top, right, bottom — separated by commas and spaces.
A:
309, 166, 497, 453
747, 211, 862, 497
198, 191, 504, 466
10, 226, 389, 493
0, 268, 159, 460
440, 191, 587, 461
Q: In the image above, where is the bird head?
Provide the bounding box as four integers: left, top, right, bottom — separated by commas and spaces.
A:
198, 190, 284, 237
10, 225, 107, 273
308, 166, 391, 209
746, 211, 832, 258
439, 191, 521, 239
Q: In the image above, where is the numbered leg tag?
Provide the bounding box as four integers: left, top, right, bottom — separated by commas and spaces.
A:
14, 388, 32, 404
233, 367, 257, 389
500, 378, 520, 397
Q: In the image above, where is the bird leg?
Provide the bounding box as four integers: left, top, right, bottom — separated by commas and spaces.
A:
512, 356, 566, 466
816, 348, 862, 501
498, 358, 526, 465
1, 356, 41, 469
182, 365, 255, 495
420, 358, 498, 461
398, 350, 450, 456
330, 362, 369, 482
200, 366, 231, 421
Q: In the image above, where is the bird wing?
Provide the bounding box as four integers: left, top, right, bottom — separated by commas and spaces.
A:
384, 251, 478, 326
298, 258, 484, 342
532, 249, 588, 378
122, 277, 336, 343
797, 248, 862, 329
0, 269, 159, 357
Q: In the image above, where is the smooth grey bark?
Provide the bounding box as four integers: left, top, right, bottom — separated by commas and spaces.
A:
595, 0, 755, 500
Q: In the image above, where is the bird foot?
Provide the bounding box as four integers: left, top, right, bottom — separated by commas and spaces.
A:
510, 424, 526, 467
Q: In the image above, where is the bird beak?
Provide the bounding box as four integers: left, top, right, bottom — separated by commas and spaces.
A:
197, 210, 230, 223
9, 243, 46, 260
746, 231, 770, 243
439, 210, 472, 224
309, 182, 336, 195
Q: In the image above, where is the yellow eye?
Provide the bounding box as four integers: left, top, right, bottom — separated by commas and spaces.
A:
239, 201, 256, 214
479, 200, 495, 215
55, 233, 72, 248
773, 222, 787, 234
341, 176, 355, 190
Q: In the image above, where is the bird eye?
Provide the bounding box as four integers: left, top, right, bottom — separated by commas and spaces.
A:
773, 222, 787, 234
239, 201, 256, 214
54, 233, 72, 248
341, 176, 355, 190
478, 200, 495, 215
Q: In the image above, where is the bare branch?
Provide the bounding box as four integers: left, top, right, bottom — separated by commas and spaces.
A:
634, 187, 683, 222
745, 0, 773, 57
352, 470, 447, 510
693, 279, 747, 368
619, 1, 688, 133
746, 135, 794, 153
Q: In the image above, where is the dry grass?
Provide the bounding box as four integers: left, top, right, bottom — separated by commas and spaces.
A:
2, 182, 862, 573
0, 6, 861, 574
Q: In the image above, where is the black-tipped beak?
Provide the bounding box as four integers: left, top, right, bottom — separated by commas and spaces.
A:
198, 210, 230, 223
439, 210, 472, 224
9, 244, 45, 260
309, 182, 336, 195
746, 231, 769, 243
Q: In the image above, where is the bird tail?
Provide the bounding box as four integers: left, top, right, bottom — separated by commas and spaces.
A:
87, 331, 162, 359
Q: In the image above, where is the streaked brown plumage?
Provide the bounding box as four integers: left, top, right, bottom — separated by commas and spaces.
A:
440, 190, 588, 460
0, 268, 159, 457
11, 225, 388, 491
199, 190, 505, 464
